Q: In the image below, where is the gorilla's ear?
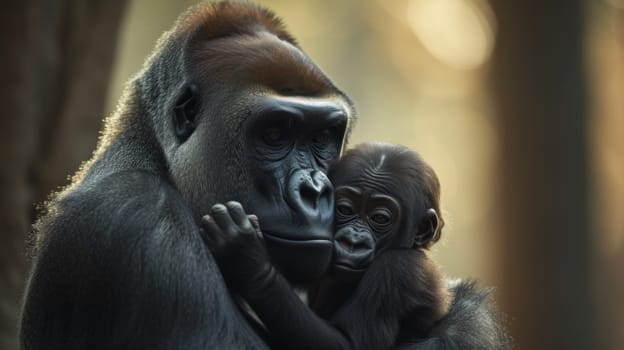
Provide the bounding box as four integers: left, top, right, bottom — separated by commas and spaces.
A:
173, 84, 199, 142
414, 208, 439, 248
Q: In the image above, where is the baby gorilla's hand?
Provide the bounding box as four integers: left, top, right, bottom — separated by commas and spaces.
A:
201, 201, 262, 257
200, 201, 274, 294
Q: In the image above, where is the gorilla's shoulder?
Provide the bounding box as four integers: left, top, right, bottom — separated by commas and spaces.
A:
62, 170, 179, 209
34, 170, 192, 245
397, 279, 512, 350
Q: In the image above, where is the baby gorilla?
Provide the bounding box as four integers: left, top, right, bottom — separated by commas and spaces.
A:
201, 143, 450, 350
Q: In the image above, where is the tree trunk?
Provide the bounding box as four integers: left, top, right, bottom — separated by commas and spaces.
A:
0, 1, 126, 349
489, 1, 595, 349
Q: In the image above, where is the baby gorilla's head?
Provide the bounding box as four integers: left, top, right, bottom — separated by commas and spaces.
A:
328, 143, 444, 273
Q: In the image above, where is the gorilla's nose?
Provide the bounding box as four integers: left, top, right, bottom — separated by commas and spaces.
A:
336, 231, 371, 251
286, 169, 333, 220
300, 171, 331, 210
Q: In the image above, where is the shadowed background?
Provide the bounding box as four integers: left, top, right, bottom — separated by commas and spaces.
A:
1, 0, 622, 349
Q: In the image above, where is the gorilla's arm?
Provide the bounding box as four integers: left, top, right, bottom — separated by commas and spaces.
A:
232, 261, 356, 350
20, 172, 266, 350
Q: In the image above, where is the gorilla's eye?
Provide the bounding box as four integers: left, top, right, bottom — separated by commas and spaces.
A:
253, 118, 295, 162
312, 128, 341, 164
336, 202, 355, 216
263, 128, 286, 146
262, 127, 288, 147
260, 115, 295, 148
369, 208, 392, 227
312, 130, 331, 146
371, 214, 390, 224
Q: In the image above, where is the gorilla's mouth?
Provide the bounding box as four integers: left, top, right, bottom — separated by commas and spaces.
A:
262, 231, 331, 245
333, 261, 367, 273
261, 233, 333, 284
333, 256, 371, 273
261, 227, 333, 242
333, 244, 374, 271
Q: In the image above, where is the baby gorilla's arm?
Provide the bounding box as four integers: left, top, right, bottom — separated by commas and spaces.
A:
200, 201, 352, 350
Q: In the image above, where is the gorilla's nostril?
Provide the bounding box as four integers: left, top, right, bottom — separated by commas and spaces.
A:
300, 184, 319, 210
338, 236, 368, 252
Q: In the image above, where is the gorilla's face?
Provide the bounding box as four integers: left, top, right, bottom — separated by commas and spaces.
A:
168, 32, 353, 284
242, 95, 349, 283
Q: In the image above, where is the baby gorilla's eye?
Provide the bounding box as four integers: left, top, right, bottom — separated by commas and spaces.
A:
371, 213, 390, 225
336, 203, 355, 216
369, 207, 393, 227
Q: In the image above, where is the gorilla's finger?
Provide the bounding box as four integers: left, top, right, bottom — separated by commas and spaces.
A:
247, 214, 264, 241
200, 215, 226, 247
210, 204, 238, 235
201, 215, 226, 241
201, 214, 221, 235
225, 201, 249, 227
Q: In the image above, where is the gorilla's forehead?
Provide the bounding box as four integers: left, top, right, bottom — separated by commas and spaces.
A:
190, 32, 333, 96
336, 168, 398, 199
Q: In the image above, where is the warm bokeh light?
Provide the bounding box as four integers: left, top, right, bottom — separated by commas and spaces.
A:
587, 2, 624, 347
406, 0, 495, 69
607, 0, 624, 10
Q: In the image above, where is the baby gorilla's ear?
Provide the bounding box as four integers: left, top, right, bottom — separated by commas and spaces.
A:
413, 209, 439, 248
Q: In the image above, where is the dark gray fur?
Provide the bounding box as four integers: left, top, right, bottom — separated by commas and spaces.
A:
396, 279, 512, 349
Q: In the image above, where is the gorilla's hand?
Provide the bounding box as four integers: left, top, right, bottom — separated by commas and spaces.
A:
200, 201, 275, 294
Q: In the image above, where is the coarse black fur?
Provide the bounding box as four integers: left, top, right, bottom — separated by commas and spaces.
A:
395, 279, 512, 349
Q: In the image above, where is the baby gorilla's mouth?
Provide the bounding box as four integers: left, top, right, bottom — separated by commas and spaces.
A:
333, 243, 374, 271
333, 261, 367, 273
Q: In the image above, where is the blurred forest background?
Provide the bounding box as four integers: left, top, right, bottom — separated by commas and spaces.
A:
1, 0, 622, 349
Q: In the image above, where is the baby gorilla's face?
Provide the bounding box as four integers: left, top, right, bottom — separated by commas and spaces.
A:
331, 185, 402, 272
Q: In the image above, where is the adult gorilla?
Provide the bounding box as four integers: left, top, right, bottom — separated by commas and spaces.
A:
20, 2, 506, 349
21, 2, 352, 349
